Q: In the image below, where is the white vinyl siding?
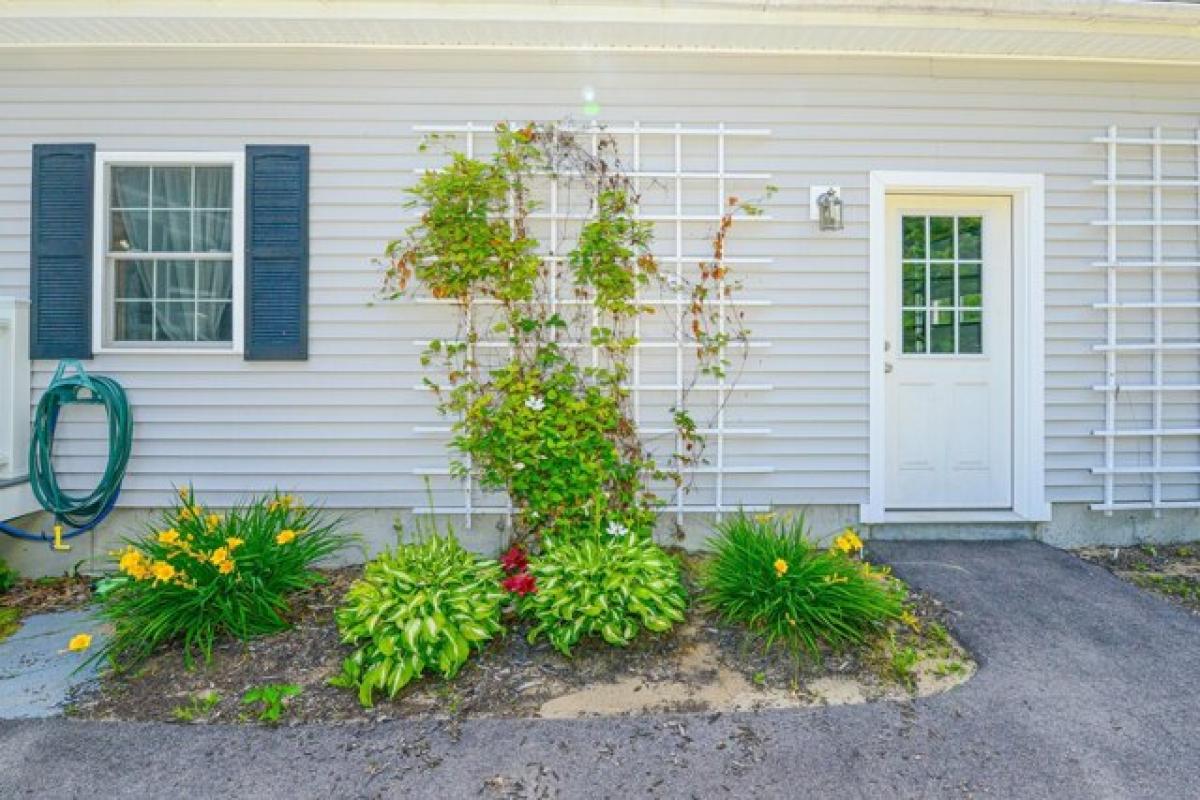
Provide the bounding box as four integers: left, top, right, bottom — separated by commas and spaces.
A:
0, 49, 1199, 513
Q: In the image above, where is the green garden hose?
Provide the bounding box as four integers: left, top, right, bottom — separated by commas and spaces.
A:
25, 360, 132, 533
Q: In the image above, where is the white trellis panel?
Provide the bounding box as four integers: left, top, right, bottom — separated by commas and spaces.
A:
408, 122, 773, 528
1091, 126, 1200, 514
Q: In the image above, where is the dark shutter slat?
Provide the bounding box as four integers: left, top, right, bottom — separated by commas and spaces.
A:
245, 145, 309, 361
30, 143, 94, 359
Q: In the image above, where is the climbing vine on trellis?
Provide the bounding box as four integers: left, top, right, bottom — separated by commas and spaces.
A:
383, 122, 769, 545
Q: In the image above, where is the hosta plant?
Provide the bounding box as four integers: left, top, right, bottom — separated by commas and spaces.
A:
332, 534, 505, 707
93, 488, 354, 669
519, 536, 688, 656
701, 512, 906, 659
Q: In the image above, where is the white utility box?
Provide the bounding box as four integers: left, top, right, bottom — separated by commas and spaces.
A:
0, 296, 38, 520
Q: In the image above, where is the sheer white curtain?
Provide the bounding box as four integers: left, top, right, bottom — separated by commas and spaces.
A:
194, 166, 231, 208
110, 166, 149, 251
193, 211, 231, 252
154, 259, 194, 341
151, 167, 192, 252
111, 166, 148, 208
194, 167, 233, 252
108, 163, 235, 344
196, 260, 233, 341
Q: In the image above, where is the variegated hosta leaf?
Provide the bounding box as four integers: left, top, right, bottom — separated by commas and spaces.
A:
334, 534, 505, 707
520, 536, 687, 656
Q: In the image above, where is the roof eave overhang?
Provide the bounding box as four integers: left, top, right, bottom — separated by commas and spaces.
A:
1, 2, 1200, 66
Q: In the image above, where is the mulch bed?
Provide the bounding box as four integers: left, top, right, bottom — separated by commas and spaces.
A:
70, 554, 974, 725
0, 575, 93, 618
0, 574, 95, 643
1076, 542, 1200, 614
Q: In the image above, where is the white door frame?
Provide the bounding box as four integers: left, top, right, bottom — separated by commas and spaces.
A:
861, 171, 1049, 524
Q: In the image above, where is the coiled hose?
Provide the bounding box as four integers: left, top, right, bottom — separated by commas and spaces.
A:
0, 360, 132, 542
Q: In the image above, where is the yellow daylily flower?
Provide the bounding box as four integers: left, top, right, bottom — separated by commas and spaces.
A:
117, 547, 139, 570
773, 558, 788, 578
833, 528, 864, 555
276, 529, 297, 545
66, 633, 92, 652
268, 494, 297, 513
225, 537, 244, 551
118, 547, 150, 580
151, 561, 176, 583
157, 528, 181, 546
209, 547, 230, 566
862, 563, 892, 582
205, 514, 221, 530
218, 559, 235, 575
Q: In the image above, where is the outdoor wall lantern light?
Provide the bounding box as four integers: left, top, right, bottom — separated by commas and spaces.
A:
811, 186, 844, 231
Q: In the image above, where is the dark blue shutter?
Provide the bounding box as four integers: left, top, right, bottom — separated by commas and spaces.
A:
30, 143, 95, 359
245, 145, 309, 360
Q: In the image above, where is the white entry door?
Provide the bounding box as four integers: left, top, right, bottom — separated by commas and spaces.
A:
885, 195, 1012, 510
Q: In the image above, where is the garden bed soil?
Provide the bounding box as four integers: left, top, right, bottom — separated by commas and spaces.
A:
1, 575, 93, 617
71, 555, 974, 725
0, 575, 95, 642
1076, 542, 1200, 614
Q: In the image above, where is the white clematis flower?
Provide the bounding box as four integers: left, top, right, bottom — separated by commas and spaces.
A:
606, 521, 630, 538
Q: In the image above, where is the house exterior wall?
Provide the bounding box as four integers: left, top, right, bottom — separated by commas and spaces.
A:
1, 47, 1200, 568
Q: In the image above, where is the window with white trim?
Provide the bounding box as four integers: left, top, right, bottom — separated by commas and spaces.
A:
900, 214, 983, 355
96, 154, 244, 351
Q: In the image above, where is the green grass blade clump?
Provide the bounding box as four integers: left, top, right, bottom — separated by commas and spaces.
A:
93, 489, 356, 670
701, 512, 904, 658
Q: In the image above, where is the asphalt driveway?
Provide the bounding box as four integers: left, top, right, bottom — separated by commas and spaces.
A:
0, 541, 1195, 799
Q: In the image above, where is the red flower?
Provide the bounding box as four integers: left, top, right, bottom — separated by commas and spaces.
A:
502, 572, 537, 596
500, 544, 529, 574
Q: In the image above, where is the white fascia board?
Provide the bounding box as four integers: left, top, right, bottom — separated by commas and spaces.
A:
1, 1, 1199, 65
5, 2, 1200, 25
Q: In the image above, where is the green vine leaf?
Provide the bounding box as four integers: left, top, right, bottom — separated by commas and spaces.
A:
380, 121, 765, 543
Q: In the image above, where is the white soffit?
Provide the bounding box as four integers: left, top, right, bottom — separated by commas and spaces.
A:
0, 1, 1199, 65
